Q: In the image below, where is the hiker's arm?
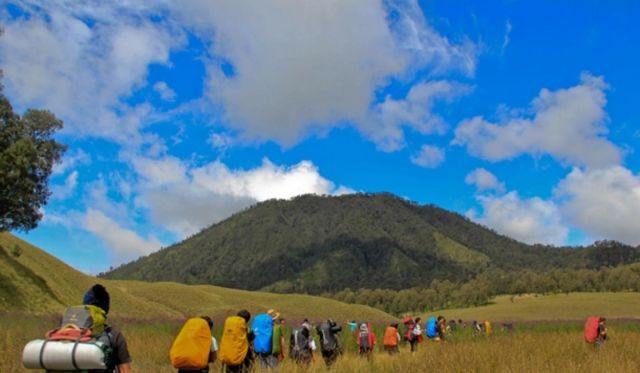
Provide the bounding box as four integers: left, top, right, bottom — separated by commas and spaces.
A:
117, 362, 132, 373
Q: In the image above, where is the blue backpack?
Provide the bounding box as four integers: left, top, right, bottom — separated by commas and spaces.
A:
252, 313, 273, 353
426, 317, 438, 338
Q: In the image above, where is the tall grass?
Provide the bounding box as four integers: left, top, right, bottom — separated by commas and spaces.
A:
4, 313, 638, 373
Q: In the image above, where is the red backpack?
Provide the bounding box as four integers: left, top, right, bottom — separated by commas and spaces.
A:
405, 323, 415, 342
584, 317, 599, 343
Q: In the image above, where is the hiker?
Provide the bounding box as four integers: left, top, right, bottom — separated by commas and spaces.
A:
356, 322, 376, 359
220, 310, 255, 373
596, 318, 607, 347
436, 316, 447, 342
317, 319, 342, 367
404, 317, 419, 352
483, 320, 492, 336
84, 284, 132, 373
171, 316, 218, 373
252, 309, 280, 370
382, 322, 400, 355
426, 316, 438, 340
585, 316, 607, 348
348, 320, 358, 333
411, 317, 423, 351
290, 319, 316, 365
272, 317, 286, 364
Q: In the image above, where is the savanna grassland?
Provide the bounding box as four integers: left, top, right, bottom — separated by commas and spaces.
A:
3, 313, 639, 373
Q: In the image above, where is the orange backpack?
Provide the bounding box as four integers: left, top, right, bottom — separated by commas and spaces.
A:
170, 318, 212, 369
383, 326, 398, 347
584, 317, 600, 344
219, 316, 249, 366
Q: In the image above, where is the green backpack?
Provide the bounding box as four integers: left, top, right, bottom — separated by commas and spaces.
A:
271, 325, 282, 356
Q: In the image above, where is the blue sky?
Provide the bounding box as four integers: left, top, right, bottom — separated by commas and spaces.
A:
2, 0, 639, 273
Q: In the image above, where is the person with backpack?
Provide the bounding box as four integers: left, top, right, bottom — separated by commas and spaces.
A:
220, 310, 255, 373
170, 316, 218, 373
436, 316, 447, 342
271, 317, 286, 364
23, 284, 133, 373
316, 319, 342, 367
382, 322, 400, 355
252, 309, 279, 370
584, 316, 607, 348
290, 320, 316, 365
82, 284, 132, 373
356, 322, 376, 359
409, 317, 422, 352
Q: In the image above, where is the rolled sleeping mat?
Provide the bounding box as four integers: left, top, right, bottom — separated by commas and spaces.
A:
22, 339, 109, 370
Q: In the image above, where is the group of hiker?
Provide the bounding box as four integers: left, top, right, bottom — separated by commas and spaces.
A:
21, 283, 610, 373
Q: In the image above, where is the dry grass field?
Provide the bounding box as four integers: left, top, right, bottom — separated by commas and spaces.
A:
3, 314, 639, 373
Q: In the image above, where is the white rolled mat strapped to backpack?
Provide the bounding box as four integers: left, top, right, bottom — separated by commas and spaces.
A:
22, 339, 109, 371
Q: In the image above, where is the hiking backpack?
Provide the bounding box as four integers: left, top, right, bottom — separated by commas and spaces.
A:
405, 323, 415, 342
169, 318, 212, 370
271, 324, 283, 356
426, 317, 438, 338
317, 321, 338, 352
358, 323, 371, 351
251, 313, 273, 354
290, 327, 310, 360
22, 305, 114, 371
383, 326, 398, 347
219, 316, 249, 366
584, 317, 600, 344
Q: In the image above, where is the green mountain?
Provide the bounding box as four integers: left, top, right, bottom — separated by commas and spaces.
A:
104, 193, 640, 293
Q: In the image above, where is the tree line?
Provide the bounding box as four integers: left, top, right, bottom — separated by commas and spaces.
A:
328, 263, 640, 315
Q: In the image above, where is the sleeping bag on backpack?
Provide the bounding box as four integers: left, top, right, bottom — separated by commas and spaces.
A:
252, 313, 273, 354
426, 317, 438, 338
220, 316, 249, 366
170, 318, 212, 369
22, 305, 113, 371
584, 317, 600, 344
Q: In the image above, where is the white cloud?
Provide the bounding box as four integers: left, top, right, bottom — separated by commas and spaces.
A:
53, 149, 91, 175
131, 156, 350, 236
153, 81, 176, 101
208, 133, 235, 151
170, 0, 475, 148
501, 20, 512, 52
556, 166, 640, 246
82, 208, 162, 261
410, 145, 446, 168
364, 80, 471, 151
0, 4, 184, 144
465, 168, 505, 193
454, 74, 622, 168
51, 170, 79, 200
470, 191, 569, 245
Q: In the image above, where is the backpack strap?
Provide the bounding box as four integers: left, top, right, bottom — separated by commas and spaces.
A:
38, 339, 49, 370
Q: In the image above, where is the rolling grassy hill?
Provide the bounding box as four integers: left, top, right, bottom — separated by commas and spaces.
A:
438, 292, 640, 322
0, 232, 392, 321
104, 193, 640, 294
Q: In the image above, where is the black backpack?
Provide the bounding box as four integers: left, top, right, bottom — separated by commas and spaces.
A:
290, 327, 310, 360
317, 322, 338, 352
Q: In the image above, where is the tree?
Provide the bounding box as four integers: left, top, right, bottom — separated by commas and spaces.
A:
0, 94, 66, 231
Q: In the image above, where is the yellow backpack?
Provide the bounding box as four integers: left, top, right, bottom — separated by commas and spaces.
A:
219, 316, 249, 366
170, 318, 212, 369
484, 320, 492, 335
